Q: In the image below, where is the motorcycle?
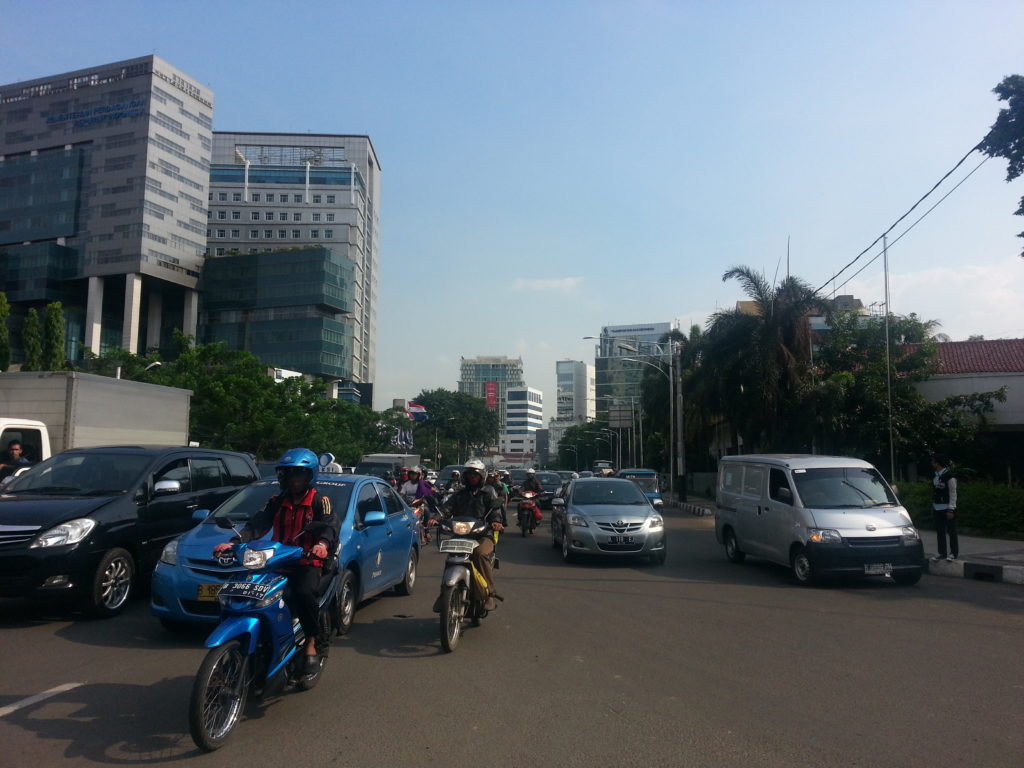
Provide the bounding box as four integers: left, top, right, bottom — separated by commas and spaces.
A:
188, 527, 341, 751
434, 516, 499, 652
517, 491, 545, 536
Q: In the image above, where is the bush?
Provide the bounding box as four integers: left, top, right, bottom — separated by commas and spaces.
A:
899, 481, 1024, 538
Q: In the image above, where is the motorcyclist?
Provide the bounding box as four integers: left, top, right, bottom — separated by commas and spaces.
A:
521, 467, 543, 495
486, 469, 509, 526
400, 465, 434, 504
444, 469, 463, 493
441, 458, 503, 610
213, 448, 339, 673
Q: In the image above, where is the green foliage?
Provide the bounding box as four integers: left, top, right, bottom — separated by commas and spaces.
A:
408, 389, 500, 465
0, 292, 9, 372
21, 308, 42, 372
558, 421, 612, 471
899, 481, 1024, 538
978, 74, 1024, 256
43, 302, 66, 370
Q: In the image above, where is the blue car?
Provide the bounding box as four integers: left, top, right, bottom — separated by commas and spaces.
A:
151, 476, 420, 632
615, 468, 663, 504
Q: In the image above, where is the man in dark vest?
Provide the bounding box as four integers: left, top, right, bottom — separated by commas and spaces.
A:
930, 454, 958, 562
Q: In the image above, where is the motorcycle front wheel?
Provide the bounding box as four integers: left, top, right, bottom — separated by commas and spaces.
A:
189, 640, 249, 752
439, 584, 467, 653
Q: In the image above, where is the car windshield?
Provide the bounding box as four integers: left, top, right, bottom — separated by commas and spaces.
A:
206, 483, 354, 528
792, 467, 898, 508
572, 480, 649, 505
622, 476, 658, 493
6, 452, 151, 495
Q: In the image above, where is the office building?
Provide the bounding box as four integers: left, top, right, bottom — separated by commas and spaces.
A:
0, 55, 214, 358
205, 132, 380, 386
500, 386, 544, 455
458, 355, 524, 429
548, 359, 595, 455
592, 322, 675, 419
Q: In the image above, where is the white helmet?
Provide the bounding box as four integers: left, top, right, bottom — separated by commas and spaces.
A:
463, 458, 486, 476
527, 468, 536, 475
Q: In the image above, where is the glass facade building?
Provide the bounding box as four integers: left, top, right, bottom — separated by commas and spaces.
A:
458, 356, 525, 430
593, 322, 675, 420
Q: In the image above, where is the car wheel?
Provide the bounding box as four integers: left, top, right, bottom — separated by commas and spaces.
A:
85, 548, 135, 617
649, 545, 667, 566
394, 548, 418, 596
551, 521, 560, 549
893, 571, 922, 586
724, 529, 746, 563
790, 546, 816, 586
561, 527, 576, 564
335, 569, 357, 635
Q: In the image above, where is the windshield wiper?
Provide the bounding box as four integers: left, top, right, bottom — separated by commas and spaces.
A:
12, 485, 83, 494
81, 489, 127, 496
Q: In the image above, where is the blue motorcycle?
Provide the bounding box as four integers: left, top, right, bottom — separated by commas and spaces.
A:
188, 534, 340, 751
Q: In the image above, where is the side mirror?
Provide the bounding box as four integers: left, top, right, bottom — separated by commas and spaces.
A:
551, 497, 565, 507
363, 510, 386, 527
652, 498, 664, 507
192, 509, 212, 523
153, 479, 181, 496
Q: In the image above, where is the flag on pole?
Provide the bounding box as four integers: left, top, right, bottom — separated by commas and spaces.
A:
405, 402, 429, 422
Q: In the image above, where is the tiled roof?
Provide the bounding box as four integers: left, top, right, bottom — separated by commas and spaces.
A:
924, 339, 1024, 375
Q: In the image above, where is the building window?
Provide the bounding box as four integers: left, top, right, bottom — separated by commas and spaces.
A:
326, 213, 335, 222
266, 193, 275, 202
218, 192, 227, 201
264, 229, 273, 238
293, 194, 302, 203
208, 192, 213, 200
312, 194, 322, 203
311, 230, 320, 238
231, 211, 240, 220
326, 195, 335, 203
292, 212, 301, 222
217, 210, 226, 220
232, 192, 241, 202
250, 230, 259, 238
279, 211, 287, 220
292, 229, 301, 238
266, 212, 275, 221
231, 229, 240, 238
312, 213, 321, 222
206, 228, 211, 237
216, 247, 225, 255
278, 229, 287, 239
216, 229, 226, 237
249, 248, 258, 253
324, 229, 333, 238
251, 193, 261, 202
251, 211, 260, 220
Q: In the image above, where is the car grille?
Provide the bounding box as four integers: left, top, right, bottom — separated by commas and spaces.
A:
597, 543, 645, 552
179, 599, 222, 617
184, 557, 248, 579
846, 536, 902, 548
595, 522, 644, 534
0, 525, 40, 547
0, 573, 34, 595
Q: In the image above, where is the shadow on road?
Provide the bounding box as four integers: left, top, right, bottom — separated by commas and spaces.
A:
340, 614, 443, 658
2, 676, 202, 763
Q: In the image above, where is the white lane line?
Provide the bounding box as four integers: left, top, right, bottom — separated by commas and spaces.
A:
0, 683, 83, 718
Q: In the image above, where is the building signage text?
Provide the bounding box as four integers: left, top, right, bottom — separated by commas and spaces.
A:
47, 99, 148, 128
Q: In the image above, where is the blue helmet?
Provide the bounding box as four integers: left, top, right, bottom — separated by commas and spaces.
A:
276, 448, 319, 490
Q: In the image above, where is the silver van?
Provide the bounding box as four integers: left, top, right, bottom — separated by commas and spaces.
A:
714, 455, 924, 585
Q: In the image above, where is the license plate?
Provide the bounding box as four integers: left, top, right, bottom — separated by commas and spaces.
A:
197, 583, 224, 601
218, 581, 274, 600
863, 563, 893, 576
607, 535, 635, 545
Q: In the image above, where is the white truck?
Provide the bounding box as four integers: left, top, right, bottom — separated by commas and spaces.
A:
354, 453, 421, 479
0, 371, 193, 465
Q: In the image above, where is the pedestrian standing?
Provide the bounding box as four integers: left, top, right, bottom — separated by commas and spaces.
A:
930, 454, 959, 562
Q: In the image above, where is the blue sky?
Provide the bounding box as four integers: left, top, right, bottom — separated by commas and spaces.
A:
4, 0, 1023, 417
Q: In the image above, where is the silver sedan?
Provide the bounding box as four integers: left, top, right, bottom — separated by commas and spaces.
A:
551, 477, 666, 565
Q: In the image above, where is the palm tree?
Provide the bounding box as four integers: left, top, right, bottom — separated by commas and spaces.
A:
697, 266, 831, 451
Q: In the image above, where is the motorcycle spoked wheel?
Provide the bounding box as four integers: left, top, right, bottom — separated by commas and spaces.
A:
519, 511, 528, 537
294, 604, 332, 691
439, 584, 467, 653
189, 640, 249, 752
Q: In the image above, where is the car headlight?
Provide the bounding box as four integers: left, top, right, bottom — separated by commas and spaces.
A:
568, 514, 589, 528
900, 525, 920, 543
807, 528, 842, 544
648, 515, 664, 530
29, 518, 96, 548
242, 547, 273, 569
159, 537, 179, 565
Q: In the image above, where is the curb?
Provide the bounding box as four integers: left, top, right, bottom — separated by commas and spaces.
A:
924, 557, 1024, 586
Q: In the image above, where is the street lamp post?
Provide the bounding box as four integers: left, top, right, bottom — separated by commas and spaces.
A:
562, 443, 579, 471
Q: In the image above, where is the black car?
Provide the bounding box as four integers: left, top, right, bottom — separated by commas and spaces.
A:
535, 471, 565, 508
0, 446, 259, 616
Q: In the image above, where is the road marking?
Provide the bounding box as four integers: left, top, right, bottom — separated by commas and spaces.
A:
0, 683, 83, 718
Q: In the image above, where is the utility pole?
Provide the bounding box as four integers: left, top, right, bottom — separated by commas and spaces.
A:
674, 341, 686, 502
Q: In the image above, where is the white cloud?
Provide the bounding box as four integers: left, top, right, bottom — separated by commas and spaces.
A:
512, 277, 584, 293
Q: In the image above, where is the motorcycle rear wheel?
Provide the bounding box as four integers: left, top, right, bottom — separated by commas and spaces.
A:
189, 640, 249, 752
439, 584, 466, 653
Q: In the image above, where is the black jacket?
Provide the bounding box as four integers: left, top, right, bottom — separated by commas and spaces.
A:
443, 484, 502, 525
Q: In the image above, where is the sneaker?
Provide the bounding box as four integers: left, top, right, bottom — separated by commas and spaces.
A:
930, 554, 945, 562
303, 654, 321, 676
946, 554, 957, 561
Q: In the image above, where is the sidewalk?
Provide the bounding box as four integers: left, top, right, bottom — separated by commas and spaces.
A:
667, 496, 1024, 587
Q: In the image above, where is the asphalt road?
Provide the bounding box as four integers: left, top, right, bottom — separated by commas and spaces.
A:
1, 513, 1022, 768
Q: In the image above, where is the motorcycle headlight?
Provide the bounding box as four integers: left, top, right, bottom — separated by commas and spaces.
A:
568, 514, 589, 528
452, 521, 473, 536
159, 537, 179, 565
242, 547, 273, 569
648, 515, 664, 530
901, 525, 920, 543
807, 528, 842, 544
29, 518, 96, 548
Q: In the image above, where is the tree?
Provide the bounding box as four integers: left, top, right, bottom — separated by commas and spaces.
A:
43, 302, 66, 370
21, 308, 42, 372
408, 389, 500, 464
978, 74, 1024, 256
0, 292, 10, 372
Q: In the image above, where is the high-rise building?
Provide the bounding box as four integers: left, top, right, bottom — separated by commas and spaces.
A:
0, 55, 214, 358
204, 132, 380, 385
593, 322, 675, 419
500, 386, 544, 455
548, 359, 595, 455
458, 355, 524, 429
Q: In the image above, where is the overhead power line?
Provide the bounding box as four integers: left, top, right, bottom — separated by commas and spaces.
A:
817, 141, 985, 294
